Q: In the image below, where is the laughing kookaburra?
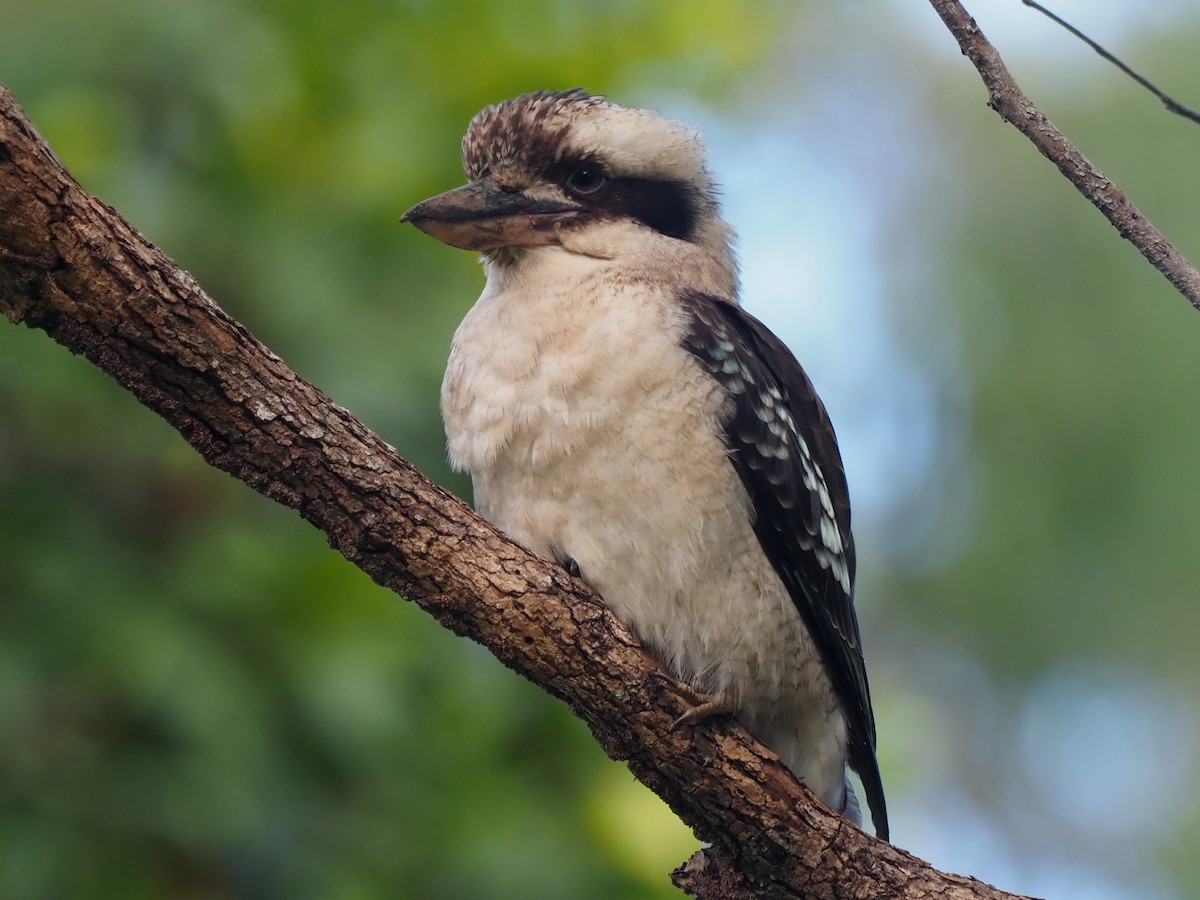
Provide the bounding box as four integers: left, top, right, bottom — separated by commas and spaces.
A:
402, 89, 888, 840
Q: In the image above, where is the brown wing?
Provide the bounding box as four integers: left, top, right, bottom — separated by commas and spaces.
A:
679, 290, 887, 840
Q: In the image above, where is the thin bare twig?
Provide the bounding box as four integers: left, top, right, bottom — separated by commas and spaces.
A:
928, 0, 1200, 311
1022, 0, 1200, 125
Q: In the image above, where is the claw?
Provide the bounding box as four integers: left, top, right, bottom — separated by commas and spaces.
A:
652, 671, 734, 730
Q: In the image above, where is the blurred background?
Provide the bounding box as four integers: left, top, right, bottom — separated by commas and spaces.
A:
3, 1, 1200, 897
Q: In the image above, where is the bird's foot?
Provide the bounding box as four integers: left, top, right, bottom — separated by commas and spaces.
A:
652, 671, 734, 730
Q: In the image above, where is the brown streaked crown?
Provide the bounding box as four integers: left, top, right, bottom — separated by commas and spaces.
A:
462, 89, 602, 183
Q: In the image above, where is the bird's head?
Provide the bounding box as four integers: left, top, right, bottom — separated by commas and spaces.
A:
402, 89, 734, 270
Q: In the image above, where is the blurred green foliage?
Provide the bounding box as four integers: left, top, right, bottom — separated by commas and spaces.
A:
0, 2, 789, 898
4, 1, 1200, 898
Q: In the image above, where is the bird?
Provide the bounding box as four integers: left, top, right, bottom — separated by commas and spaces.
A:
401, 89, 888, 841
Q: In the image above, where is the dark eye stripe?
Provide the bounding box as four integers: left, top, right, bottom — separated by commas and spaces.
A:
594, 177, 701, 241
546, 155, 702, 241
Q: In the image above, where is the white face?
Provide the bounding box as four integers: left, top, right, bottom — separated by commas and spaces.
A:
561, 102, 710, 187
405, 90, 737, 292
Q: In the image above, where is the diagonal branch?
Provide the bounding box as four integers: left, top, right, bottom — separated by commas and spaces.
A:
1021, 0, 1200, 125
928, 0, 1200, 310
0, 84, 1032, 900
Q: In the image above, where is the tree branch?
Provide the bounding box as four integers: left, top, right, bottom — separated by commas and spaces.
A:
928, 0, 1200, 310
0, 84, 1031, 899
1021, 0, 1200, 125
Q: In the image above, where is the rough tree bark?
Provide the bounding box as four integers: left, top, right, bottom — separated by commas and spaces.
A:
0, 86, 1032, 899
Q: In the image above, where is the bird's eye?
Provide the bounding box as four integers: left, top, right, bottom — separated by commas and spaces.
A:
565, 167, 606, 197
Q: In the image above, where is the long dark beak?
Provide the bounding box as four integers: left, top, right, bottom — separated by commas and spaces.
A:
400, 177, 580, 251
